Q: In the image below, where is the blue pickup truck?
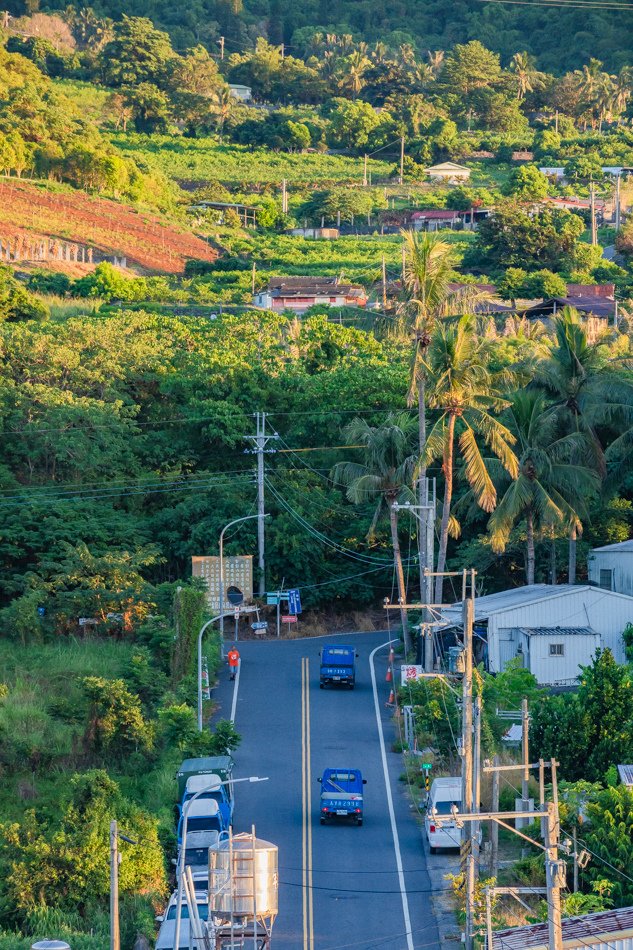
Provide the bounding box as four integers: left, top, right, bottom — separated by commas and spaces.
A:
318, 768, 366, 825
319, 644, 358, 689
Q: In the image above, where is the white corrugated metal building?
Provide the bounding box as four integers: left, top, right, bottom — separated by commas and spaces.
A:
588, 540, 633, 596
440, 584, 633, 684
492, 906, 633, 948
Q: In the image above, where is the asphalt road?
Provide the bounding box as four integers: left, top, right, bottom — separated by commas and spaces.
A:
212, 632, 440, 950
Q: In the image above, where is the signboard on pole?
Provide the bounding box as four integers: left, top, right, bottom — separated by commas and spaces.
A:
401, 664, 424, 684
267, 591, 289, 606
287, 588, 302, 615
192, 555, 253, 611
201, 656, 210, 700
281, 615, 297, 624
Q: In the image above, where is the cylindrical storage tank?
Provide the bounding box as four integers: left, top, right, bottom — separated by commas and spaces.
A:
32, 942, 71, 950
209, 834, 278, 917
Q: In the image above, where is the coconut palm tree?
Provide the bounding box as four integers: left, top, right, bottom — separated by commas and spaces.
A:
427, 49, 444, 77
613, 67, 633, 122
534, 308, 633, 579
332, 414, 417, 653
214, 86, 233, 141
400, 231, 485, 602
341, 49, 372, 98
423, 315, 518, 602
488, 390, 600, 585
510, 52, 536, 100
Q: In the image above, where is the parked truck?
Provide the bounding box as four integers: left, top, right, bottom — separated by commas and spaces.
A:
319, 644, 358, 689
318, 768, 366, 825
176, 755, 234, 802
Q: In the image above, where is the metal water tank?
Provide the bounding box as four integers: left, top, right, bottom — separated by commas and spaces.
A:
32, 941, 71, 950
209, 833, 278, 917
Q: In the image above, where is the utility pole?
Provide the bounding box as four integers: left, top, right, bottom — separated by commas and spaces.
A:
462, 571, 475, 950
545, 796, 564, 950
521, 697, 530, 856
280, 43, 285, 59
110, 821, 119, 950
555, 109, 559, 134
245, 413, 278, 595
363, 153, 368, 187
281, 178, 288, 215
381, 254, 387, 311
590, 181, 598, 245
219, 35, 225, 60
490, 755, 499, 877
615, 174, 621, 231
399, 135, 405, 186
251, 261, 256, 295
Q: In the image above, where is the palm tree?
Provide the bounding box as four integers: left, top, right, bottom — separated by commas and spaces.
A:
488, 391, 600, 585
400, 232, 486, 602
214, 87, 233, 141
427, 49, 444, 77
341, 50, 372, 98
534, 308, 633, 579
332, 414, 417, 653
613, 67, 633, 122
423, 315, 518, 602
510, 52, 536, 100
594, 73, 616, 132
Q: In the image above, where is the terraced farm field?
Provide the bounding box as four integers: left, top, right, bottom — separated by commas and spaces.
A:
0, 178, 218, 273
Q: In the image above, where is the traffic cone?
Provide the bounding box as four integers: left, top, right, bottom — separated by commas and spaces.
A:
389, 648, 395, 664
386, 666, 392, 683
386, 689, 395, 707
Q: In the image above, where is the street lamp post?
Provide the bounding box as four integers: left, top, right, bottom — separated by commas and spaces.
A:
173, 776, 268, 950
219, 514, 269, 641
198, 613, 231, 732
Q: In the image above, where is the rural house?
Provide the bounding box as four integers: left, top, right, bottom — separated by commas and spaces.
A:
493, 906, 633, 949
588, 539, 633, 595
411, 207, 491, 231
424, 161, 471, 182
439, 584, 633, 685
253, 276, 367, 314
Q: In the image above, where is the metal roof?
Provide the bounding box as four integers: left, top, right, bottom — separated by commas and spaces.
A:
518, 626, 597, 637
493, 906, 633, 948
591, 539, 633, 553
618, 765, 633, 786
442, 584, 633, 625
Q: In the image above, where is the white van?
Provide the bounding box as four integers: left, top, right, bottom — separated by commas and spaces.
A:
425, 777, 463, 854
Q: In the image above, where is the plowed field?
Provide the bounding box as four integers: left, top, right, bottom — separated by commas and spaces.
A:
0, 179, 218, 273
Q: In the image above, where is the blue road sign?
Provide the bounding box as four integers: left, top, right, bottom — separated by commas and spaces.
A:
251, 621, 269, 631
287, 588, 302, 615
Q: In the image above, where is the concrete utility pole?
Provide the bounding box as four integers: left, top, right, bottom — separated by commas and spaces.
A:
615, 174, 621, 231
490, 755, 500, 877
521, 697, 530, 856
363, 153, 368, 187
219, 36, 225, 60
245, 413, 278, 595
381, 254, 387, 310
110, 821, 119, 950
462, 571, 475, 950
281, 179, 288, 215
399, 136, 405, 186
251, 261, 256, 295
590, 181, 598, 245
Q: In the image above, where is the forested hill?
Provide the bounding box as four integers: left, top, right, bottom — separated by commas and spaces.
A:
11, 0, 633, 72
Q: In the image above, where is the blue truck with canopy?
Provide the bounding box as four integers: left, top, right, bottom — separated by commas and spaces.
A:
319, 644, 357, 689
318, 768, 366, 825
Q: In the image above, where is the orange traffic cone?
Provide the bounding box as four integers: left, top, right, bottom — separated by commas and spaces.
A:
386, 666, 392, 683
386, 689, 395, 707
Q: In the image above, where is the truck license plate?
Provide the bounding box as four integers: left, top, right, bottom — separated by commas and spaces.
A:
336, 809, 347, 815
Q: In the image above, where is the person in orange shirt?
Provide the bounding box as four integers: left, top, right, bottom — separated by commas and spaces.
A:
227, 646, 240, 680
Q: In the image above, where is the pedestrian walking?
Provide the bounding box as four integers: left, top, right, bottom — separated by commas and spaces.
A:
227, 645, 240, 680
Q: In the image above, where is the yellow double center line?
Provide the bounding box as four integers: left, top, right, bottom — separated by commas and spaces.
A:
301, 656, 314, 950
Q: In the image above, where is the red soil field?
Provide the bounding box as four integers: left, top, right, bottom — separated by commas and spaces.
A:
0, 179, 219, 274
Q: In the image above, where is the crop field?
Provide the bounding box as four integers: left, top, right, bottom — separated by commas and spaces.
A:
0, 178, 218, 273
229, 231, 475, 281
112, 134, 394, 185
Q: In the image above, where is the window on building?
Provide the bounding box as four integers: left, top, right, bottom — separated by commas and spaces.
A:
549, 643, 565, 657
599, 568, 613, 590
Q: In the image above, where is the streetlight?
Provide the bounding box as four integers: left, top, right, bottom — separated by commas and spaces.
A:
198, 612, 230, 732
173, 776, 268, 950
219, 514, 269, 640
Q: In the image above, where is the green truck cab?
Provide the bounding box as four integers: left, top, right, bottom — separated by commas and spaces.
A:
176, 755, 235, 802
